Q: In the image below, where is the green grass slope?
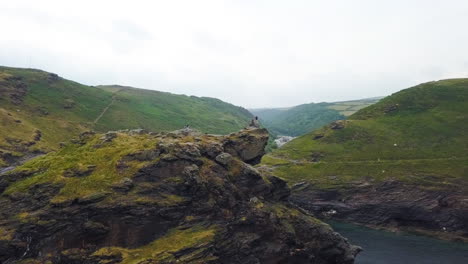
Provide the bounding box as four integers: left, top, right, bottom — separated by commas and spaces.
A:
262, 79, 468, 190
0, 66, 252, 167
95, 85, 251, 134
251, 98, 380, 137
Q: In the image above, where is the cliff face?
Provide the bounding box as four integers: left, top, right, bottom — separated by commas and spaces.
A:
0, 128, 360, 264
290, 182, 468, 242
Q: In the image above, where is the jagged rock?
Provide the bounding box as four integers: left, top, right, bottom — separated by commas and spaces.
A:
100, 131, 117, 142
215, 152, 232, 166
112, 177, 134, 192
266, 175, 290, 201
175, 143, 201, 160
83, 221, 109, 235
47, 73, 60, 82
79, 131, 96, 139
0, 169, 38, 193
201, 142, 223, 158
33, 129, 42, 141
0, 128, 360, 263
182, 164, 199, 177
122, 149, 160, 162
313, 134, 324, 140
128, 128, 148, 135
63, 165, 96, 178
24, 140, 36, 147
223, 128, 269, 165
76, 192, 109, 204
329, 120, 346, 130
0, 75, 28, 105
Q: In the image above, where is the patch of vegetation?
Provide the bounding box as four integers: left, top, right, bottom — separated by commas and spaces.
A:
3, 133, 160, 201
263, 79, 468, 190
263, 156, 468, 190
0, 227, 14, 240
92, 225, 218, 264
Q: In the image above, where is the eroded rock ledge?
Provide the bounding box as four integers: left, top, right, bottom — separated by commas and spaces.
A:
291, 181, 468, 242
0, 128, 360, 264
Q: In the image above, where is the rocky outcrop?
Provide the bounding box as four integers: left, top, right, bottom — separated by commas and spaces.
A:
0, 128, 360, 263
223, 128, 269, 165
291, 181, 468, 242
0, 75, 28, 105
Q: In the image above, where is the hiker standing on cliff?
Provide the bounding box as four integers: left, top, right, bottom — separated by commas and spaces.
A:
249, 116, 260, 128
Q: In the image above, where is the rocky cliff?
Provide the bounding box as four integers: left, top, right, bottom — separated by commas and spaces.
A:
290, 182, 468, 242
0, 128, 360, 264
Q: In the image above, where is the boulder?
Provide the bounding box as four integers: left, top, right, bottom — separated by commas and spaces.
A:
329, 120, 346, 130
223, 128, 269, 165
215, 152, 233, 166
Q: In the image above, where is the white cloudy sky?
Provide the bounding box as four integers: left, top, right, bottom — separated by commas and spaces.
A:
1, 0, 468, 108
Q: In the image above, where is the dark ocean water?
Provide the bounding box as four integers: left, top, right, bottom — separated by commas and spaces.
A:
330, 221, 468, 264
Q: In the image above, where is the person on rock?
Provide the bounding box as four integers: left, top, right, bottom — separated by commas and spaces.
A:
249, 116, 260, 128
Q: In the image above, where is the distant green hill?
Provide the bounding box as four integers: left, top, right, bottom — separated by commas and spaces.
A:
94, 85, 251, 134
262, 79, 468, 189
0, 66, 252, 167
251, 98, 380, 137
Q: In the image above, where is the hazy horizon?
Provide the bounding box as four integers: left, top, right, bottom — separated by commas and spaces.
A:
1, 0, 468, 108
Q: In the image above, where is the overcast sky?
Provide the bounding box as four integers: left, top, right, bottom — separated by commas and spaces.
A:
1, 0, 468, 108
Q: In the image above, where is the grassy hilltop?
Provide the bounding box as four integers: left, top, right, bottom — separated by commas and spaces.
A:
262, 79, 468, 190
0, 66, 252, 167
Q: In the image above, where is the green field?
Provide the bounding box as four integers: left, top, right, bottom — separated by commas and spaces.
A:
327, 98, 381, 116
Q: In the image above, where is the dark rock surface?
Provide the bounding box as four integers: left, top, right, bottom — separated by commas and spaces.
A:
291, 181, 468, 242
223, 128, 269, 165
0, 75, 28, 105
0, 129, 360, 264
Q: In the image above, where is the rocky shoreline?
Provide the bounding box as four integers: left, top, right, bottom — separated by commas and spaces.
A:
290, 181, 468, 243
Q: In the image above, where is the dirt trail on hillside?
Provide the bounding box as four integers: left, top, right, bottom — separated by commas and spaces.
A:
93, 89, 124, 125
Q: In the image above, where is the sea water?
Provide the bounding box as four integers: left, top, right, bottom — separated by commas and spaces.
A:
330, 221, 468, 264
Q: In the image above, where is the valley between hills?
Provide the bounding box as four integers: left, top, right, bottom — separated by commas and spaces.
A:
0, 66, 467, 263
